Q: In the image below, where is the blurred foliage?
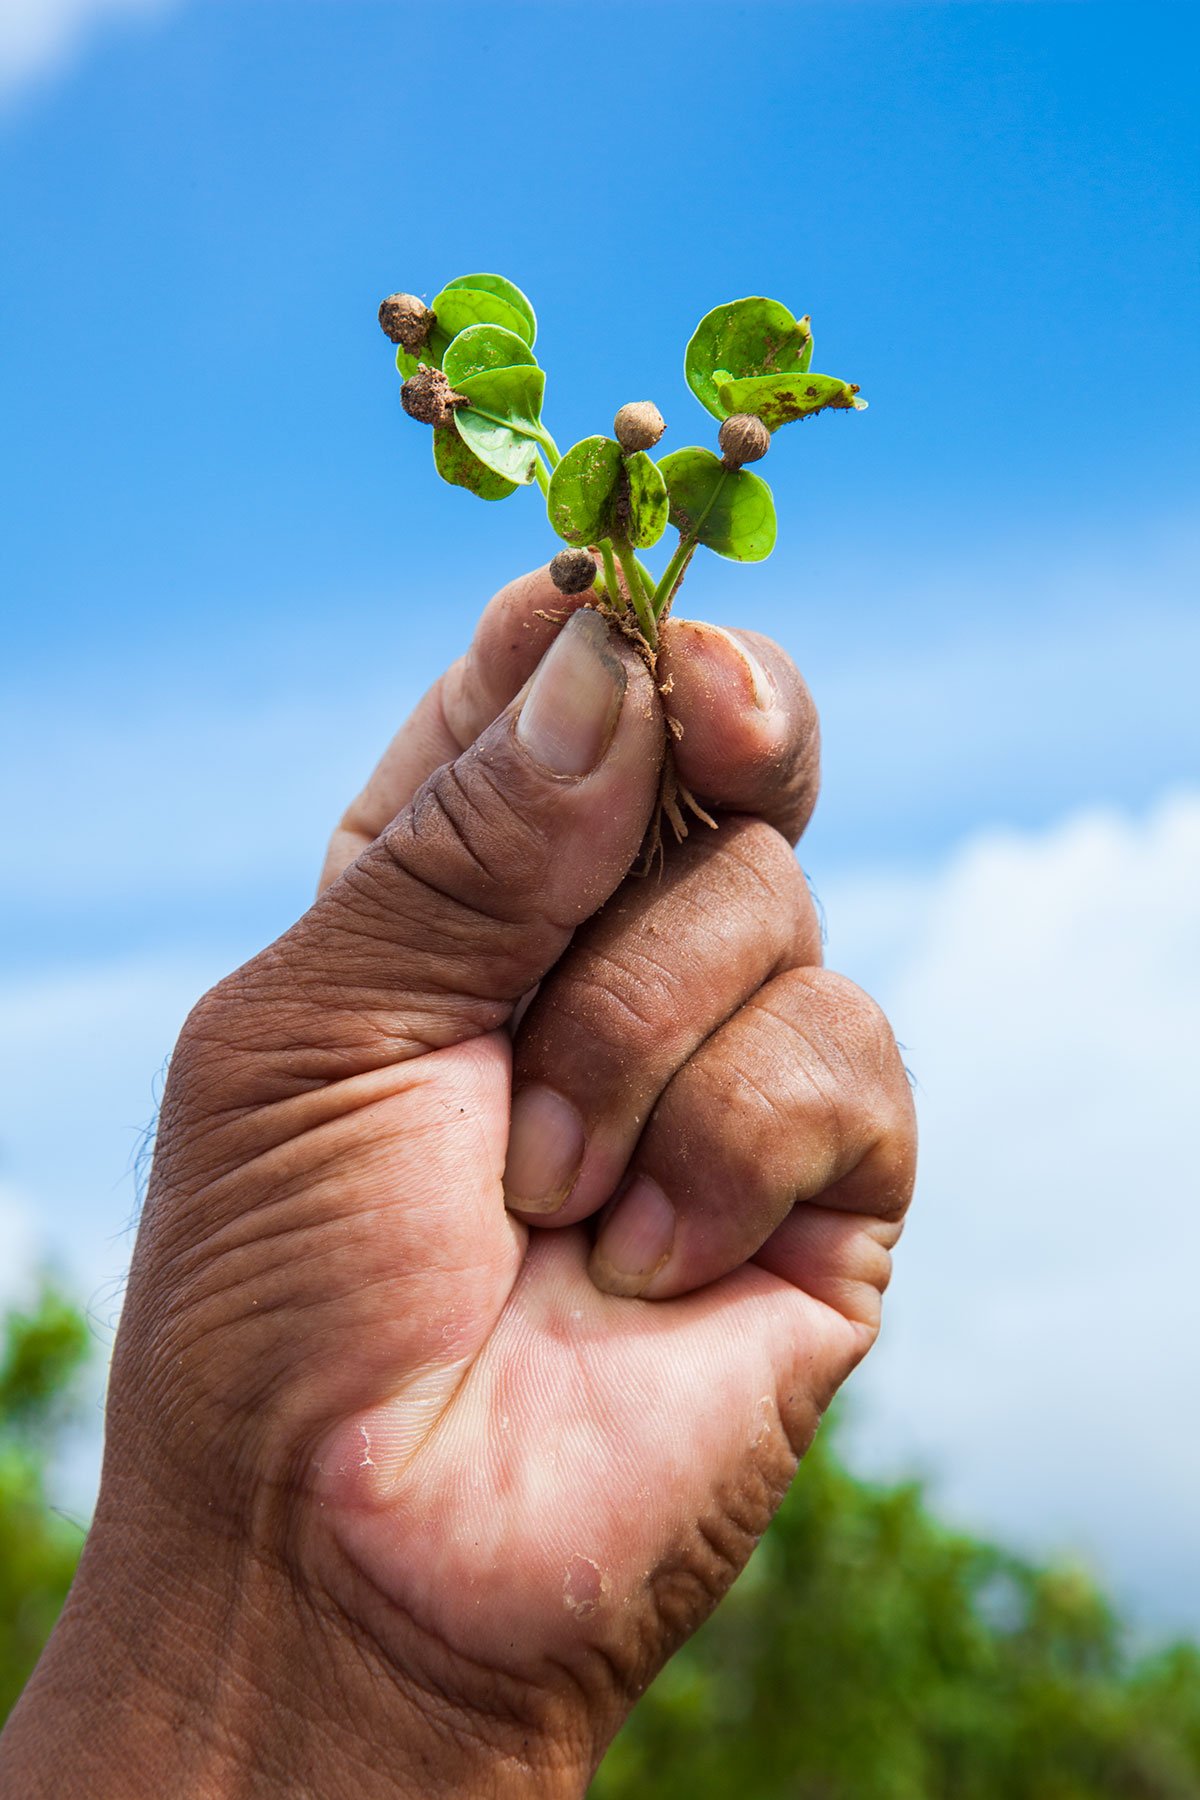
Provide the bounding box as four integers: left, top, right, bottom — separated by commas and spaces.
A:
595, 1420, 1200, 1798
0, 1286, 90, 1722
1, 1297, 1198, 1796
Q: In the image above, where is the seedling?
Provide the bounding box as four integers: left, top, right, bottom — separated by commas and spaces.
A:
379, 274, 866, 849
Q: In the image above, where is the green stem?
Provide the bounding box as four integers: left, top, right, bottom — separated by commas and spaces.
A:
533, 455, 551, 497
633, 554, 656, 598
536, 428, 562, 468
651, 535, 698, 618
599, 541, 621, 609
613, 536, 657, 647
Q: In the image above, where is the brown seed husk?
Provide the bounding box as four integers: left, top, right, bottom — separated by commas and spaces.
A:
549, 548, 598, 594
718, 413, 771, 467
401, 365, 465, 429
614, 401, 666, 454
379, 292, 435, 351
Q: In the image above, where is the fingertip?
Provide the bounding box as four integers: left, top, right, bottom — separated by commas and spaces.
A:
661, 619, 778, 715
446, 566, 598, 748
658, 619, 820, 843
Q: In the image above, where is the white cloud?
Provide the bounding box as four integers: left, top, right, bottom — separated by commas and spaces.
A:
828, 791, 1200, 1632
0, 0, 176, 99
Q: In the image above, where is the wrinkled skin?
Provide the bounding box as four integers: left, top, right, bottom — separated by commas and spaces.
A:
1, 570, 915, 1799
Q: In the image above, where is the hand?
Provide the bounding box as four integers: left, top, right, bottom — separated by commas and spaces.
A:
0, 571, 915, 1798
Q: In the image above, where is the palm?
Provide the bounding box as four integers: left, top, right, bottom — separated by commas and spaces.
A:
306, 1039, 865, 1681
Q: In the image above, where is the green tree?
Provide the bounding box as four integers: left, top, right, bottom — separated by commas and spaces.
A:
0, 1287, 89, 1722
594, 1420, 1200, 1798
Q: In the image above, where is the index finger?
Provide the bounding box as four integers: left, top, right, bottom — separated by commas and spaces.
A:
320, 565, 820, 889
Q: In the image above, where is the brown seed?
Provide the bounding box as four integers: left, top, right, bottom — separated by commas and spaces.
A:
718, 413, 771, 467
379, 292, 435, 351
400, 365, 464, 429
613, 401, 666, 454
549, 548, 598, 594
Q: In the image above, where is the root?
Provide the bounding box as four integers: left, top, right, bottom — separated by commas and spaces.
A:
638, 743, 717, 876
575, 599, 719, 875
592, 592, 658, 678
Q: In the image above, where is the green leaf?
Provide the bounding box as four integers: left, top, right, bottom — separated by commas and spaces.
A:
452, 364, 547, 486
659, 447, 777, 562
438, 273, 537, 345
717, 370, 866, 430
432, 425, 518, 501
546, 436, 623, 544
623, 450, 669, 548
546, 439, 670, 549
685, 297, 813, 420
395, 318, 460, 380
432, 273, 537, 348
443, 323, 537, 386
392, 275, 537, 377
396, 339, 442, 381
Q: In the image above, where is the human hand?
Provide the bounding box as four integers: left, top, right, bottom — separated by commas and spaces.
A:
1, 570, 915, 1798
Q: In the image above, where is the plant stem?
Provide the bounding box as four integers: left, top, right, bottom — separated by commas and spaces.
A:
599, 541, 621, 609
651, 535, 698, 619
613, 536, 657, 648
633, 553, 656, 598
533, 455, 551, 497
536, 428, 562, 468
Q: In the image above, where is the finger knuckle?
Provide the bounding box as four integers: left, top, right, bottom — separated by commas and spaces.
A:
389, 755, 540, 902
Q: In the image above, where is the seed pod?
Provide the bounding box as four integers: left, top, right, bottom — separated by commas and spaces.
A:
400, 365, 464, 429
613, 401, 666, 454
379, 292, 435, 351
718, 413, 771, 467
549, 548, 598, 594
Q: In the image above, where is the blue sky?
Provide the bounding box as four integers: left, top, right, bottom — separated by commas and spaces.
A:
1, 1, 1198, 1628
2, 0, 1197, 964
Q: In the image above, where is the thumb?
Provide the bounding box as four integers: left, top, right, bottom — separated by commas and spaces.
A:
201, 609, 663, 1099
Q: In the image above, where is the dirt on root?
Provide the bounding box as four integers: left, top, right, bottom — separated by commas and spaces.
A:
586, 595, 715, 874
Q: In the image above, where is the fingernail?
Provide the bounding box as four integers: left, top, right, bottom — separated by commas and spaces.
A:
504, 1086, 586, 1214
681, 621, 775, 713
589, 1176, 675, 1297
517, 609, 627, 776
725, 631, 776, 712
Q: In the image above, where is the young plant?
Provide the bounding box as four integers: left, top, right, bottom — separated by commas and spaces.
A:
379, 275, 866, 850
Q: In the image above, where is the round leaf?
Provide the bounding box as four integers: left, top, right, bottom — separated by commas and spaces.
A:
394, 314, 454, 380
432, 275, 537, 351
659, 447, 777, 562
395, 275, 536, 377
685, 298, 813, 420
437, 273, 537, 347
452, 364, 547, 486
546, 436, 623, 545
443, 323, 537, 387
623, 450, 669, 549
433, 425, 517, 501
545, 439, 671, 549
717, 371, 866, 432
396, 338, 446, 380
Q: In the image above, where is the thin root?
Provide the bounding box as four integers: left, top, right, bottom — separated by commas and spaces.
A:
638, 745, 717, 875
